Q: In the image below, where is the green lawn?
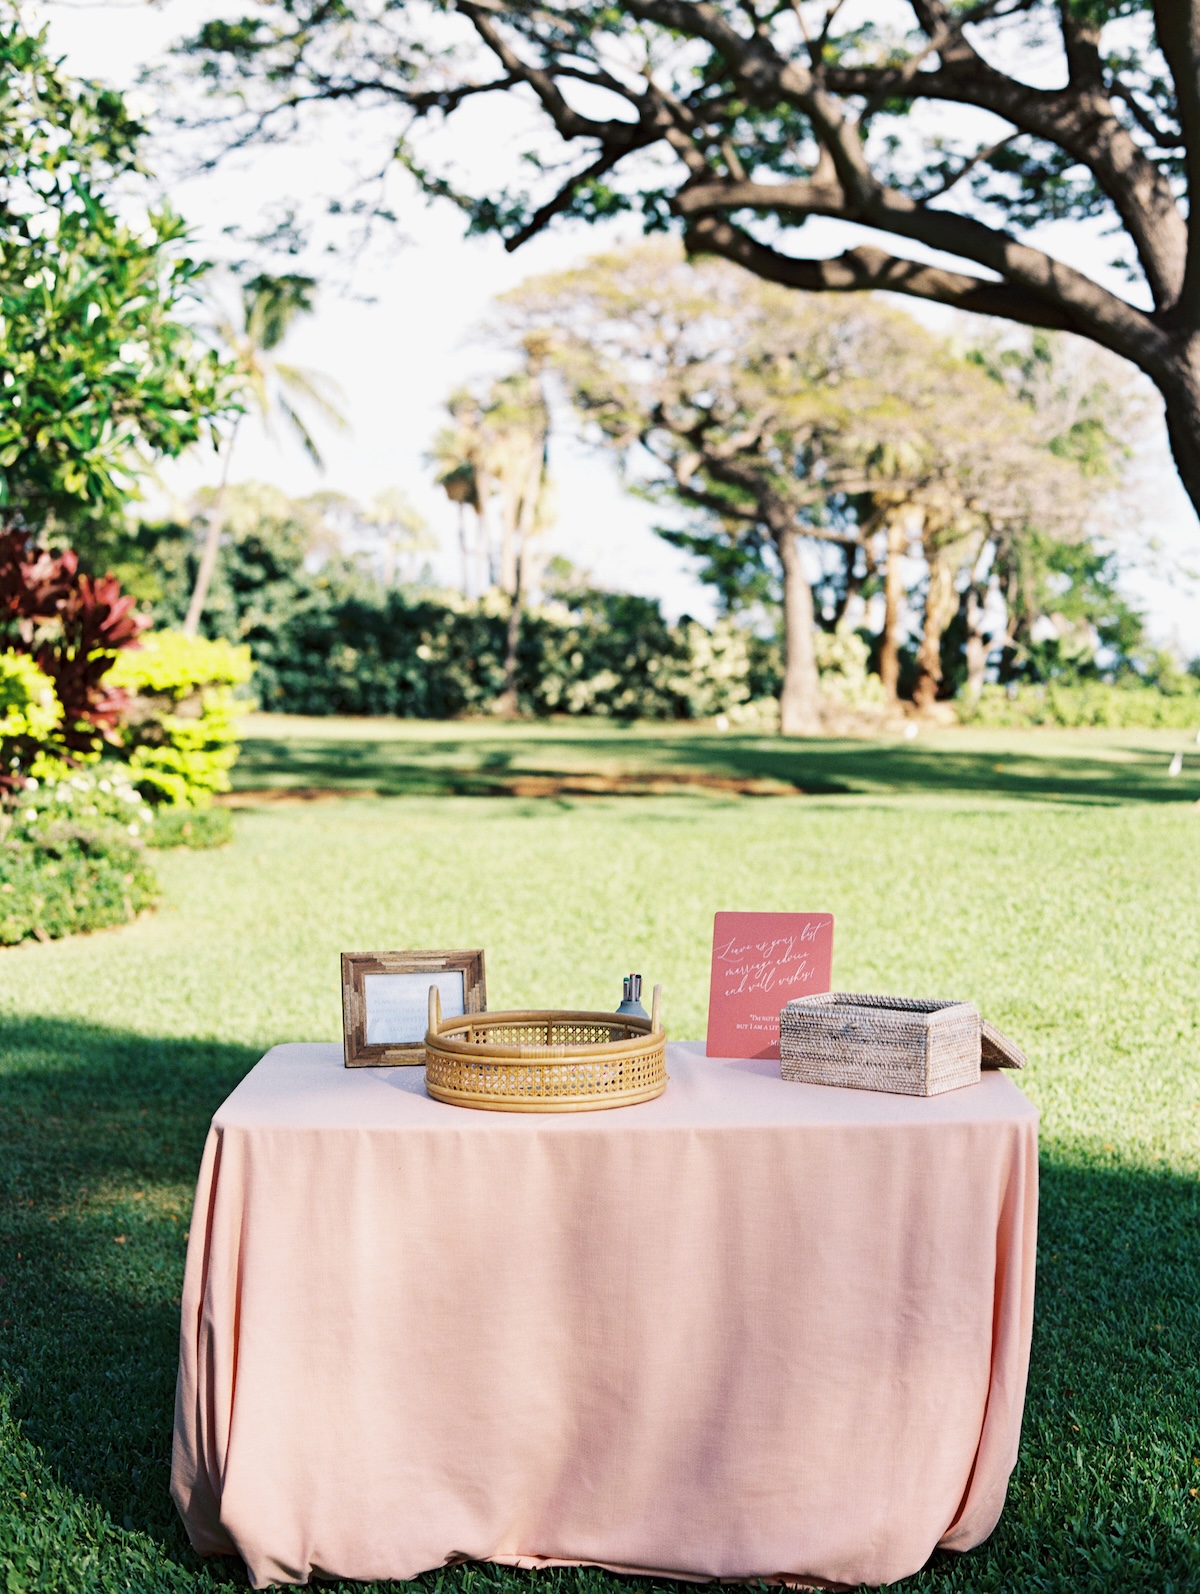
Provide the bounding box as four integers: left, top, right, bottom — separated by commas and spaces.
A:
232, 712, 1200, 806
2, 718, 1198, 1592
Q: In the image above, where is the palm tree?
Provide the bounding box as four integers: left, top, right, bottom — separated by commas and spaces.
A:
183, 273, 346, 636
429, 394, 490, 596
430, 351, 554, 714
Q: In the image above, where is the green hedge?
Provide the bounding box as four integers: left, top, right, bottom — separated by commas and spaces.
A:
248, 589, 781, 719
960, 680, 1200, 729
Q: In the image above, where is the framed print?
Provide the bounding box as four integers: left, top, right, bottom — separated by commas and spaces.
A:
341, 949, 486, 1067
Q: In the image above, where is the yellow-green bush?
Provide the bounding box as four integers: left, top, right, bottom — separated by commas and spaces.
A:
1, 652, 63, 789
107, 630, 253, 806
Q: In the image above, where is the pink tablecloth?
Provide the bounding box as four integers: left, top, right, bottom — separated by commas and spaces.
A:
172, 1042, 1037, 1590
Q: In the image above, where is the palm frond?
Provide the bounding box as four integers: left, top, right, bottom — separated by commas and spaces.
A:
274, 362, 348, 431
277, 396, 325, 470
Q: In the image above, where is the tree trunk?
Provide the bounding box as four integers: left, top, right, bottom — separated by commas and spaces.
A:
457, 504, 470, 596
498, 483, 519, 596
183, 419, 240, 638
833, 541, 865, 632
496, 577, 522, 717
913, 547, 959, 711
879, 507, 912, 702
474, 503, 491, 595
1161, 367, 1200, 523
776, 528, 821, 736
963, 582, 990, 702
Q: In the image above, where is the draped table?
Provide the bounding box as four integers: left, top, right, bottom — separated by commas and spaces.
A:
172, 1042, 1037, 1590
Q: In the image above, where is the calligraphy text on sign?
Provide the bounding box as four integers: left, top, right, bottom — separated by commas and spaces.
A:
706, 911, 834, 1059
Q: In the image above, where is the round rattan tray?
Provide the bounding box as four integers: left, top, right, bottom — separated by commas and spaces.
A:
423, 984, 667, 1112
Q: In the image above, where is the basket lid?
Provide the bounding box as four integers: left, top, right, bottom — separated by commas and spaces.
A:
981, 1019, 1026, 1070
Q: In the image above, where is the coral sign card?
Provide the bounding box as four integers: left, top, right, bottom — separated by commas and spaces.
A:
706, 911, 834, 1059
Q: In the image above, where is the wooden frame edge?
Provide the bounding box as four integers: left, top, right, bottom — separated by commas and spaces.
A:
341, 949, 487, 1067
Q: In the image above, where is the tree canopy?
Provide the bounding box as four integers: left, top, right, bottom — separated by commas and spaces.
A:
499, 241, 1117, 725
175, 1, 1200, 517
0, 5, 234, 541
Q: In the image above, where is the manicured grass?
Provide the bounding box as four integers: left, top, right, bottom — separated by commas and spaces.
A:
232, 712, 1200, 805
2, 717, 1199, 1592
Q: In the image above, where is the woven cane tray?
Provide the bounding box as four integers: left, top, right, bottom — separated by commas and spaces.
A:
423, 984, 667, 1112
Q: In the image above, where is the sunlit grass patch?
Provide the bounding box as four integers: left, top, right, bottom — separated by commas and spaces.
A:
1, 726, 1198, 1590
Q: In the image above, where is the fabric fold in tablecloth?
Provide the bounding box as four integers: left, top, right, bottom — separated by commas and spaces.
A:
172, 1041, 1038, 1589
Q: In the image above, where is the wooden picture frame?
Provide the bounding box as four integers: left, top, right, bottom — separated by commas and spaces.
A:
341, 949, 487, 1067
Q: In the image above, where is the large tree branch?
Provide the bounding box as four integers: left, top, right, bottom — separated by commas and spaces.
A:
459, 2, 642, 143
504, 141, 653, 250
663, 459, 865, 544
612, 0, 1186, 314
816, 61, 1186, 314
622, 0, 876, 201
685, 213, 1084, 331
447, 2, 1185, 320
676, 178, 1167, 365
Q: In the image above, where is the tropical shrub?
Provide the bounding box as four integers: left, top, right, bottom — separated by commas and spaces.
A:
814, 631, 888, 713
10, 759, 229, 849
242, 589, 763, 720
107, 630, 253, 806
0, 651, 61, 739
0, 528, 145, 770
0, 788, 157, 944
0, 650, 63, 789
14, 762, 150, 835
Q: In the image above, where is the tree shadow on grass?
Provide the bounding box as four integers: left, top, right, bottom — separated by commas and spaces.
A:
913, 1155, 1200, 1591
1, 1016, 1197, 1592
0, 1020, 262, 1584
233, 729, 1199, 807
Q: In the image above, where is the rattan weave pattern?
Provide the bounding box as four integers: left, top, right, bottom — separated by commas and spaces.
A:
780, 992, 981, 1097
424, 998, 667, 1112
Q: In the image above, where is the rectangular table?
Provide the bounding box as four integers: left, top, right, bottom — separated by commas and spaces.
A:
173, 1042, 1037, 1589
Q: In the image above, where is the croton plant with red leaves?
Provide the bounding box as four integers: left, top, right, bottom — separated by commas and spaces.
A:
0, 527, 147, 770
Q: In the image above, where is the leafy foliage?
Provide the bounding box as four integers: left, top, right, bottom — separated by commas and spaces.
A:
961, 678, 1200, 729
124, 485, 779, 720
0, 527, 146, 778
243, 586, 772, 721
0, 6, 234, 537
107, 629, 252, 696
170, 0, 1200, 517
13, 760, 150, 833
106, 630, 253, 807
0, 776, 157, 943
0, 650, 61, 786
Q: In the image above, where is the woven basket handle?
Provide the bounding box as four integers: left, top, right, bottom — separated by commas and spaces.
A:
650, 983, 663, 1034
427, 983, 443, 1037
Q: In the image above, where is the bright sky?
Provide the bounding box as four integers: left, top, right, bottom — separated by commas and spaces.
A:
42, 0, 1200, 649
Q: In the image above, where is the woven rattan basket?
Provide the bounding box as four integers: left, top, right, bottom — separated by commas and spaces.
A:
423, 984, 667, 1112
780, 992, 982, 1096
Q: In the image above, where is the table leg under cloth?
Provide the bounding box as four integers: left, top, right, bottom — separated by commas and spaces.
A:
172, 1042, 1038, 1589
